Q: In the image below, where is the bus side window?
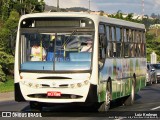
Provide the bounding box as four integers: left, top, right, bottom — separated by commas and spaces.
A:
98, 24, 106, 64
124, 29, 129, 57
106, 26, 111, 57
116, 27, 122, 57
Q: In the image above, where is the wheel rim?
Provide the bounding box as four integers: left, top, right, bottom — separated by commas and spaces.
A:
105, 91, 110, 110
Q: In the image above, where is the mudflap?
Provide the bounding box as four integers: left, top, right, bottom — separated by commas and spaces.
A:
14, 83, 26, 102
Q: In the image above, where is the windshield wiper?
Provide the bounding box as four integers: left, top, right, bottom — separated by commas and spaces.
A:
62, 29, 77, 47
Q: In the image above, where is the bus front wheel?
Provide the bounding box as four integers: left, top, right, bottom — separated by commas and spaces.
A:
30, 101, 42, 111
98, 80, 111, 112
98, 90, 111, 112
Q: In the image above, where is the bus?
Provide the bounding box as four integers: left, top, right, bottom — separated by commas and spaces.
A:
14, 12, 146, 111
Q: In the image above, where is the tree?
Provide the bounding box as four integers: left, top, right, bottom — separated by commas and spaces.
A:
0, 51, 14, 82
99, 10, 104, 16
0, 10, 19, 54
125, 13, 133, 21
16, 0, 45, 15
0, 10, 19, 81
115, 10, 123, 19
0, 0, 45, 82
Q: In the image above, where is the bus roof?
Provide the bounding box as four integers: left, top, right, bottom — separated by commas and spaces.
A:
20, 12, 145, 30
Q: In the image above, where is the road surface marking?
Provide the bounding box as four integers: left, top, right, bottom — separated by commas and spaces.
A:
151, 106, 160, 110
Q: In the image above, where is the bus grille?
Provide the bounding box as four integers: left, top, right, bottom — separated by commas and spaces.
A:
27, 94, 83, 99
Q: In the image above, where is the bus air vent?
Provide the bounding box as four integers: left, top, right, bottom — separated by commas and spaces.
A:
27, 94, 83, 99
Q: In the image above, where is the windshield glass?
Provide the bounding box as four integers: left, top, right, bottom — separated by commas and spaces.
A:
20, 31, 94, 71
152, 64, 160, 69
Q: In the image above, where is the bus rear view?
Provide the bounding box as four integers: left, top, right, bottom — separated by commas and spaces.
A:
14, 13, 98, 110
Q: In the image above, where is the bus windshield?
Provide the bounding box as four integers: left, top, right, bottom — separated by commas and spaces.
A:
20, 30, 94, 72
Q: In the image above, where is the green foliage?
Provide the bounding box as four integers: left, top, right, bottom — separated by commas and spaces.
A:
0, 0, 45, 19
0, 65, 6, 82
0, 1, 45, 83
0, 51, 14, 82
0, 76, 14, 92
0, 10, 19, 53
146, 32, 160, 62
0, 10, 17, 82
108, 11, 141, 23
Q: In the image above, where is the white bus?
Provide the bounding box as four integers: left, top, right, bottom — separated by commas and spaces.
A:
14, 12, 146, 111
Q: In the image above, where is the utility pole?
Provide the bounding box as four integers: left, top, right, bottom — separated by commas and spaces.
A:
88, 0, 91, 13
142, 0, 144, 18
57, 0, 59, 12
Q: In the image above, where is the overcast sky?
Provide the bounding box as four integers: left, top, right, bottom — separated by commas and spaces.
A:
44, 0, 160, 15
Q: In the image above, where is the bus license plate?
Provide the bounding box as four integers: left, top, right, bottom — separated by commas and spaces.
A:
47, 91, 61, 97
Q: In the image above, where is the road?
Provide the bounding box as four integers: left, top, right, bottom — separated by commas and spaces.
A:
0, 83, 160, 119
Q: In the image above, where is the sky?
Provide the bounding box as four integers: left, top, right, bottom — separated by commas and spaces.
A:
44, 0, 160, 16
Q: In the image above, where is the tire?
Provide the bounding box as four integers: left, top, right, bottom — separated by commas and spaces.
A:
154, 77, 157, 84
98, 90, 111, 112
150, 78, 153, 85
30, 101, 42, 111
124, 74, 136, 106
98, 80, 111, 112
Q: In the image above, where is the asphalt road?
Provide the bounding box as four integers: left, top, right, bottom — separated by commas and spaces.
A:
0, 83, 160, 119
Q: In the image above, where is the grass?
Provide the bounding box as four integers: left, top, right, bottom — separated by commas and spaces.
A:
0, 76, 14, 93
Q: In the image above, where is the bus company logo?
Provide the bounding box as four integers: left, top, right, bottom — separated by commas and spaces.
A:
1, 112, 42, 118
52, 82, 56, 86
2, 112, 11, 117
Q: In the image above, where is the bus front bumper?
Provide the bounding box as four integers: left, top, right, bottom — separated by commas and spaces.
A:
15, 81, 98, 103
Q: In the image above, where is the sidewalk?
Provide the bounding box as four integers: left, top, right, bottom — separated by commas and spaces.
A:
0, 92, 14, 102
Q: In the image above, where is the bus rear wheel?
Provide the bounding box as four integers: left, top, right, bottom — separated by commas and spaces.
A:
30, 101, 42, 111
124, 74, 136, 105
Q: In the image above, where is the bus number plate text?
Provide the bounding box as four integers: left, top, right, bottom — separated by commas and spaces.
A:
47, 91, 61, 97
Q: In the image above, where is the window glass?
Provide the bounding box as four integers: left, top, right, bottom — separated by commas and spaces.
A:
126, 29, 129, 42
99, 24, 106, 61
107, 42, 113, 57
132, 30, 135, 42
20, 31, 94, 71
111, 27, 115, 41
129, 43, 135, 57
116, 42, 122, 57
116, 27, 121, 41
124, 29, 127, 42
136, 31, 140, 43
99, 24, 105, 34
106, 26, 110, 41
124, 43, 129, 57
135, 44, 141, 57
139, 32, 142, 43
129, 29, 132, 42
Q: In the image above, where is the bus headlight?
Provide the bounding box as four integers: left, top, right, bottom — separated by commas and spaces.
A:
77, 83, 82, 87
84, 80, 89, 85
21, 81, 42, 88
28, 83, 33, 87
35, 84, 40, 88
70, 80, 89, 88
